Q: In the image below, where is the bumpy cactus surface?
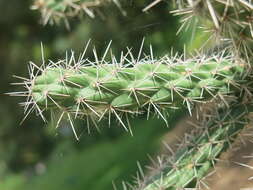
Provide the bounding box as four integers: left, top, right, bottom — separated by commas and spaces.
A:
133, 102, 253, 190
18, 51, 247, 132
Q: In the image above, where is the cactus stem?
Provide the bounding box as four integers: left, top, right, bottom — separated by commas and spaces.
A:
11, 42, 250, 137
129, 102, 253, 190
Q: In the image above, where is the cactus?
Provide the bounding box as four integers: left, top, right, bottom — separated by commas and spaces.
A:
31, 0, 124, 25
10, 0, 253, 189
171, 0, 253, 60
132, 102, 253, 190
14, 51, 247, 132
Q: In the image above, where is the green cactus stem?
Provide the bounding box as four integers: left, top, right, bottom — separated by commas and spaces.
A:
131, 102, 253, 190
13, 49, 249, 136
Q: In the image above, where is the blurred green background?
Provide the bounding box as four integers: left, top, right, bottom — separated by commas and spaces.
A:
0, 0, 192, 189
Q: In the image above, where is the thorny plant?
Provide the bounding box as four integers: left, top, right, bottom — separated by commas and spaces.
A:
10, 0, 253, 189
31, 0, 125, 27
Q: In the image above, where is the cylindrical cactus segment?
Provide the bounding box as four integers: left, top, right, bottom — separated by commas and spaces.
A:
24, 54, 246, 128
135, 103, 252, 190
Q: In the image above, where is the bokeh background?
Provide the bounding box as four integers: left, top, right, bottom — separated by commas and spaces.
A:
0, 0, 209, 189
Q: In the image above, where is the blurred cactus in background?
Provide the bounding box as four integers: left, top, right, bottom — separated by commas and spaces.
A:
31, 0, 125, 26
8, 0, 253, 189
172, 0, 253, 59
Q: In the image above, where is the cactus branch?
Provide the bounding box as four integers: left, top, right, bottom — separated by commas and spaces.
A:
130, 102, 253, 190
10, 43, 249, 136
